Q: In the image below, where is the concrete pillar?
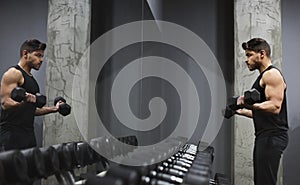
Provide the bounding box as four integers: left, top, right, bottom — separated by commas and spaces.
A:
234, 0, 282, 184
44, 0, 90, 145
43, 0, 91, 184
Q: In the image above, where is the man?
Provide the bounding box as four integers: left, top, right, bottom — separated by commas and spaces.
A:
236, 38, 289, 185
0, 39, 61, 151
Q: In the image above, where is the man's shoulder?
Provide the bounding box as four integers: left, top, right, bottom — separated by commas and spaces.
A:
1, 67, 23, 83
4, 67, 22, 77
263, 68, 282, 78
262, 68, 284, 85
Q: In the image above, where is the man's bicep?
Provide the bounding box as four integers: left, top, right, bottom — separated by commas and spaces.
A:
264, 71, 285, 103
0, 70, 21, 99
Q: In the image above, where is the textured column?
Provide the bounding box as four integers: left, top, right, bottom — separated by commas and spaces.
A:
44, 0, 91, 146
234, 0, 282, 185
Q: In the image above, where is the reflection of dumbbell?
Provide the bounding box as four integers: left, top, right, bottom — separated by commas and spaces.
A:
54, 96, 71, 116
40, 146, 60, 177
52, 143, 73, 172
11, 86, 46, 108
62, 142, 94, 169
224, 88, 261, 119
0, 150, 29, 184
21, 147, 47, 181
90, 136, 138, 158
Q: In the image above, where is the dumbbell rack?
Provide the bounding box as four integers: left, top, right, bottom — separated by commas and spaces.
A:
0, 135, 137, 185
84, 140, 231, 185
0, 137, 231, 185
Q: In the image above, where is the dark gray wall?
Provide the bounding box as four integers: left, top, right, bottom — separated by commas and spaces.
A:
282, 0, 300, 184
0, 0, 48, 147
91, 0, 233, 178
158, 0, 234, 178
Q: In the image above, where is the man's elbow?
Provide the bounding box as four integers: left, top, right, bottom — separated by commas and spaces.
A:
1, 99, 7, 110
273, 105, 281, 114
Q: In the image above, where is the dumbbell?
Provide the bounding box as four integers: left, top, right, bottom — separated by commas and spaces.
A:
106, 165, 211, 185
11, 86, 46, 108
21, 147, 47, 181
147, 153, 214, 184
159, 155, 212, 175
75, 141, 96, 167
244, 88, 261, 105
122, 140, 182, 165
119, 148, 212, 183
90, 136, 138, 159
39, 146, 61, 177
0, 150, 29, 184
223, 96, 241, 119
224, 88, 260, 119
52, 143, 73, 172
54, 96, 71, 116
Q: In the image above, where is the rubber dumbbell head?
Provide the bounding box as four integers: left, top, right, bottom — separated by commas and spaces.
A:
39, 146, 60, 177
0, 150, 29, 183
35, 93, 47, 108
244, 88, 260, 105
11, 87, 26, 102
11, 87, 46, 108
227, 96, 240, 110
21, 147, 47, 179
54, 96, 71, 116
59, 103, 71, 116
54, 96, 66, 106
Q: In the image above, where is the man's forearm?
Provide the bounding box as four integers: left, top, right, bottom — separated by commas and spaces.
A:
252, 100, 281, 114
35, 106, 58, 116
1, 98, 23, 110
236, 108, 253, 118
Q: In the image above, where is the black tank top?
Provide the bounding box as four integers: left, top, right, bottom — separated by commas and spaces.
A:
251, 65, 289, 137
0, 65, 39, 133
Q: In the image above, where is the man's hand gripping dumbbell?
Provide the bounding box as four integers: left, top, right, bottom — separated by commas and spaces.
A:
224, 88, 260, 119
54, 96, 71, 116
11, 87, 46, 108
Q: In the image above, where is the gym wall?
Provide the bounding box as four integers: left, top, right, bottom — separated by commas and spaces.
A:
0, 0, 48, 147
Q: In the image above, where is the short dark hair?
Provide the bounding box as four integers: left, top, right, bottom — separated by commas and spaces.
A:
242, 38, 271, 57
20, 39, 46, 57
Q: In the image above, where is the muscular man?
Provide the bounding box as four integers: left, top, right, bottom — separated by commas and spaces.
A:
0, 39, 60, 150
236, 38, 289, 185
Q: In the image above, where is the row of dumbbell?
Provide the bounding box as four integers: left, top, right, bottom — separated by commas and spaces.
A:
142, 144, 215, 185
84, 142, 230, 185
84, 143, 208, 184
0, 141, 100, 185
90, 135, 139, 158
113, 137, 188, 166
0, 135, 138, 185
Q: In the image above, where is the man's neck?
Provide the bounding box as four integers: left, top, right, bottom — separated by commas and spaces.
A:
18, 59, 32, 76
259, 60, 272, 73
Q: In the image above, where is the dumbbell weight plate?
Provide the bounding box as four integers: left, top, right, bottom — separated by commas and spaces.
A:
59, 103, 71, 116
11, 87, 26, 102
